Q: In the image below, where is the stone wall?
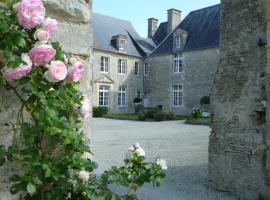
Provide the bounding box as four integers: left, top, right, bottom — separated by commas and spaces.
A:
209, 0, 268, 199
0, 1, 93, 199
92, 49, 143, 113
183, 48, 219, 114
145, 48, 219, 115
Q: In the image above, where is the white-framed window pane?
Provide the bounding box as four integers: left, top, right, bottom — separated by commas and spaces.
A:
99, 85, 109, 106
119, 39, 125, 50
101, 56, 109, 72
134, 61, 140, 76
175, 36, 181, 49
173, 54, 183, 73
136, 90, 141, 98
118, 59, 127, 75
144, 63, 149, 76
118, 86, 126, 107
172, 85, 182, 106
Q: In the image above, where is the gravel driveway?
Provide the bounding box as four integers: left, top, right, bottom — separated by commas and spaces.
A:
91, 118, 237, 200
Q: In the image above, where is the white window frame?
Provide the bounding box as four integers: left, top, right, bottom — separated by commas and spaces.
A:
134, 61, 140, 77
144, 63, 149, 76
118, 86, 126, 107
143, 91, 149, 97
175, 35, 181, 49
172, 85, 182, 107
173, 54, 183, 74
119, 39, 126, 51
118, 59, 127, 75
99, 85, 109, 107
100, 56, 110, 73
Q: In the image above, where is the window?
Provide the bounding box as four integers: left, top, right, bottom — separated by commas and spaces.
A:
173, 54, 183, 73
100, 56, 109, 73
144, 63, 149, 76
134, 61, 140, 76
172, 85, 182, 107
175, 36, 181, 49
136, 90, 141, 98
118, 59, 127, 75
143, 91, 149, 97
119, 39, 126, 51
118, 86, 126, 107
99, 85, 109, 106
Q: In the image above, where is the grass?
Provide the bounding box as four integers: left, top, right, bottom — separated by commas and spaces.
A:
185, 116, 210, 124
103, 113, 138, 120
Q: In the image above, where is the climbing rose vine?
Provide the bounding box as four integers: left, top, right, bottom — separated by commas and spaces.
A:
0, 0, 166, 199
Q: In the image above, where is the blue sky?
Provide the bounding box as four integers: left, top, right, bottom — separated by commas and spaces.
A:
93, 0, 220, 38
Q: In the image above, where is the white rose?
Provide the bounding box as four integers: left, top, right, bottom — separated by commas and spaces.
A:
156, 159, 168, 170
128, 146, 135, 152
81, 152, 93, 160
134, 147, 145, 157
78, 170, 90, 182
134, 143, 140, 149
69, 57, 77, 65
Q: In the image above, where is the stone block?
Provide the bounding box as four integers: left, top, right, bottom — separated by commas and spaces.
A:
44, 0, 91, 23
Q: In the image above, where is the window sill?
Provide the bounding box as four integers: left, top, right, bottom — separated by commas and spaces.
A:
118, 73, 127, 76
101, 71, 109, 74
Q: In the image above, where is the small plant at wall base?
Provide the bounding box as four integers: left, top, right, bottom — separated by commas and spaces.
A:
0, 1, 166, 200
191, 108, 202, 119
93, 106, 108, 117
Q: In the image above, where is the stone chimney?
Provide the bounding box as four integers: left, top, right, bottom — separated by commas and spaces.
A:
148, 18, 158, 38
167, 8, 181, 33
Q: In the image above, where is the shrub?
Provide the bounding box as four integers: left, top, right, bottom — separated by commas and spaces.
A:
153, 111, 167, 121
200, 96, 210, 105
191, 108, 202, 119
166, 112, 176, 120
137, 112, 146, 121
145, 107, 159, 118
93, 106, 108, 117
133, 96, 142, 103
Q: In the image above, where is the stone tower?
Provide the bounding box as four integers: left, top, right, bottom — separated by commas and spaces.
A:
0, 1, 93, 199
209, 0, 270, 199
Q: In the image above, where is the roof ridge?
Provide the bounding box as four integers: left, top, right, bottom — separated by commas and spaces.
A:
188, 4, 220, 14
93, 12, 132, 24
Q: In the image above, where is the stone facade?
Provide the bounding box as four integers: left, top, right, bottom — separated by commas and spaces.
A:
0, 1, 93, 199
92, 49, 143, 113
145, 47, 219, 115
209, 0, 269, 199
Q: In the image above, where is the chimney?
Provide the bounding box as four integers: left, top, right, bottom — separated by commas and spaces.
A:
148, 18, 158, 38
167, 8, 181, 33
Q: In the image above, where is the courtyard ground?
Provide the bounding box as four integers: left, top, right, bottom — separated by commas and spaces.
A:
92, 118, 237, 200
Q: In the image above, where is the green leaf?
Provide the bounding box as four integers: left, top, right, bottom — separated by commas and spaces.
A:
0, 20, 9, 33
0, 145, 5, 166
27, 183, 36, 196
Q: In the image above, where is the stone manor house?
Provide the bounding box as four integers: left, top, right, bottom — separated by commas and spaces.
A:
92, 4, 220, 114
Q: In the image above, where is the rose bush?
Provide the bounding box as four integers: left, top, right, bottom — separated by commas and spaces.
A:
0, 0, 166, 200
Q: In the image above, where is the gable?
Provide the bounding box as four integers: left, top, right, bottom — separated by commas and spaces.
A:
94, 75, 115, 84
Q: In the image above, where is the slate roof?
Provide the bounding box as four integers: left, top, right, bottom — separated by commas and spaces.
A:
152, 22, 168, 45
151, 4, 220, 56
92, 13, 143, 57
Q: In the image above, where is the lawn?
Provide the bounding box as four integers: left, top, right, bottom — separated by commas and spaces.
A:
103, 113, 138, 120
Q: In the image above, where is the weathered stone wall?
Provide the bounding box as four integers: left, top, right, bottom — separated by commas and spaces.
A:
183, 48, 219, 114
145, 48, 219, 115
0, 1, 93, 199
209, 0, 268, 199
92, 49, 143, 113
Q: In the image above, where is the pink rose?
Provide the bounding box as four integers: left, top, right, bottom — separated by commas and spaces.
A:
80, 98, 91, 119
4, 65, 32, 80
35, 30, 50, 42
18, 0, 45, 29
68, 61, 85, 82
30, 45, 56, 66
44, 61, 68, 82
42, 18, 58, 36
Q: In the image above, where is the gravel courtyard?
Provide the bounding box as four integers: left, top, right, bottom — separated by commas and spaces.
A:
92, 118, 237, 200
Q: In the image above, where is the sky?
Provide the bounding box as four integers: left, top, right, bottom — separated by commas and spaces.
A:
93, 0, 220, 38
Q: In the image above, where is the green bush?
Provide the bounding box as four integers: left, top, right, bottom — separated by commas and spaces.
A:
200, 96, 210, 105
191, 108, 202, 119
133, 96, 142, 103
153, 111, 167, 121
93, 106, 108, 117
137, 112, 146, 121
144, 108, 159, 118
166, 112, 176, 120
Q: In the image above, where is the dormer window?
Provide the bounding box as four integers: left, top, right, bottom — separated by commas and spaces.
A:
175, 36, 181, 49
112, 34, 127, 52
119, 39, 126, 51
